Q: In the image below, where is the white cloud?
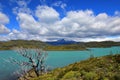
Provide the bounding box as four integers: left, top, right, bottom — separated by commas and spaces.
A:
115, 11, 120, 16
61, 3, 67, 9
8, 29, 50, 41
17, 12, 49, 35
13, 7, 32, 14
16, 7, 120, 41
0, 12, 10, 34
16, 0, 28, 7
12, 0, 32, 14
0, 24, 10, 34
0, 12, 9, 24
8, 29, 28, 40
5, 4, 120, 42
0, 36, 10, 41
10, 0, 31, 6
17, 13, 39, 31
57, 10, 120, 38
35, 6, 59, 23
52, 1, 67, 9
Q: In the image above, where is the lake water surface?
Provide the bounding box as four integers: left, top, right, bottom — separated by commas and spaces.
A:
0, 46, 120, 80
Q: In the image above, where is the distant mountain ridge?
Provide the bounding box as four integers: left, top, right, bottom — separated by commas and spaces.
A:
0, 40, 120, 50
46, 39, 78, 45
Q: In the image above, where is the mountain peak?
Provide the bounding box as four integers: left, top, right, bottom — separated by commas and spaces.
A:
57, 39, 66, 42
46, 39, 77, 46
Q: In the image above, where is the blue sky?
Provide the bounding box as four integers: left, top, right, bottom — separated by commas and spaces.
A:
0, 0, 120, 41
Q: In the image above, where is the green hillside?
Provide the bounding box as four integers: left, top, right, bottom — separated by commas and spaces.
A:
0, 40, 86, 50
29, 54, 120, 80
0, 40, 120, 50
0, 40, 47, 50
83, 41, 120, 48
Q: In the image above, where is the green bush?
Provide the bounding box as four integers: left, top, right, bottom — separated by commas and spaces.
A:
84, 72, 98, 80
62, 71, 80, 79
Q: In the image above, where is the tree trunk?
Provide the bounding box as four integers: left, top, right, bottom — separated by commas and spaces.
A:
34, 67, 39, 77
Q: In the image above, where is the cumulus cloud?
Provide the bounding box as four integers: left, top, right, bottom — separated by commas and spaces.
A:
10, 0, 31, 6
35, 6, 59, 23
0, 2, 117, 42
0, 24, 10, 34
13, 7, 32, 14
57, 10, 120, 38
12, 0, 32, 14
0, 12, 9, 24
0, 12, 10, 34
12, 5, 120, 41
17, 12, 49, 35
115, 11, 120, 16
8, 29, 28, 40
52, 1, 67, 9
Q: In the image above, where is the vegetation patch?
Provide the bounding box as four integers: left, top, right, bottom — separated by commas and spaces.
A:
22, 54, 120, 80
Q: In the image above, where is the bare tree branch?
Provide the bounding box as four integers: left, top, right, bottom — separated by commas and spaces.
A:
11, 47, 48, 79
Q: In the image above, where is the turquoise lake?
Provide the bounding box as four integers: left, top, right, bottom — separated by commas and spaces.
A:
0, 46, 120, 80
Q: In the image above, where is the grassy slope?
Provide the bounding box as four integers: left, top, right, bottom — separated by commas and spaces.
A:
31, 54, 120, 80
0, 40, 47, 50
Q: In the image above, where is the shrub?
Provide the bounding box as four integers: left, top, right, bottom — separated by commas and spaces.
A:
84, 72, 98, 80
62, 71, 80, 79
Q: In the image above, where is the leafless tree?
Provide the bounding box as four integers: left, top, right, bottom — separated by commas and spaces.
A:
89, 50, 94, 58
10, 47, 48, 78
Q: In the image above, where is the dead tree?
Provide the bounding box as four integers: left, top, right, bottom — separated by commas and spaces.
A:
11, 47, 48, 77
89, 50, 94, 58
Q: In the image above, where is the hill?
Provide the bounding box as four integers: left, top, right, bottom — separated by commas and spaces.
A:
0, 40, 47, 50
0, 40, 120, 50
0, 40, 86, 50
28, 54, 120, 80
